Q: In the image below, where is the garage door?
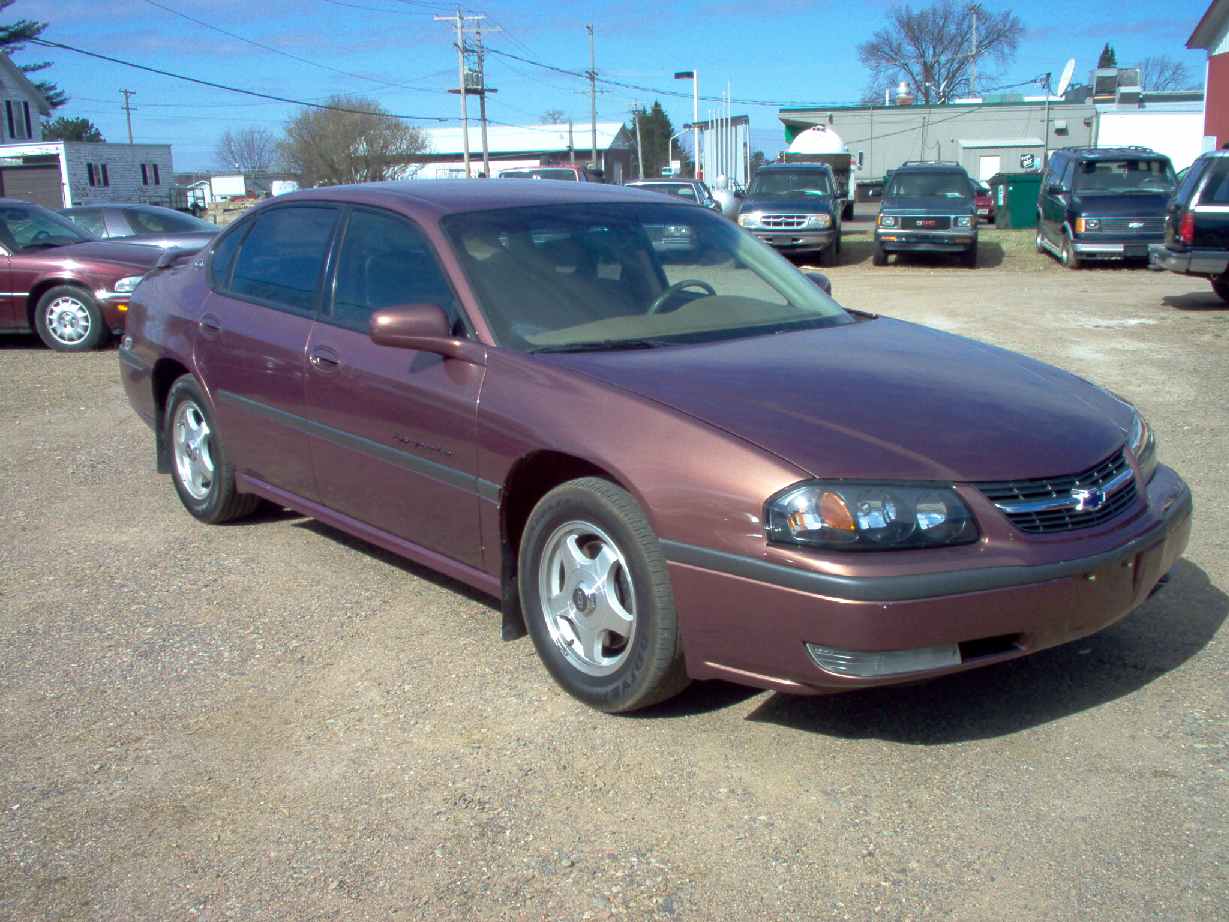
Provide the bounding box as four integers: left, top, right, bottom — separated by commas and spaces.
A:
0, 166, 64, 209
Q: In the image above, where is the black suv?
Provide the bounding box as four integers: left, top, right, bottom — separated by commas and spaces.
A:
1149, 149, 1229, 302
1036, 146, 1176, 269
736, 162, 841, 265
873, 162, 978, 267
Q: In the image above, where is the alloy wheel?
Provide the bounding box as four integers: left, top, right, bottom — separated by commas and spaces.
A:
172, 399, 216, 501
44, 295, 92, 346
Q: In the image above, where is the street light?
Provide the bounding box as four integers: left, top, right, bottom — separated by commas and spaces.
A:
674, 70, 700, 178
667, 130, 684, 176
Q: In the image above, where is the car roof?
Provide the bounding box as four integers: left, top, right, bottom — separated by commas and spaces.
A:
892, 161, 967, 174
273, 179, 668, 218
626, 179, 696, 185
759, 162, 833, 172
1056, 146, 1167, 160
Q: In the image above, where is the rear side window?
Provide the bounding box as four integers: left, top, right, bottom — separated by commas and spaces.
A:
330, 209, 458, 334
229, 207, 339, 313
209, 223, 247, 289
1173, 160, 1209, 207
1199, 161, 1229, 205
63, 208, 107, 238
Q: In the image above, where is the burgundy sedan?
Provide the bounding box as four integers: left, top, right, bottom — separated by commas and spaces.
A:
0, 199, 165, 351
118, 181, 1192, 712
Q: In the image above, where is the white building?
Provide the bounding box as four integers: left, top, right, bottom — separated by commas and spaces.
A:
0, 140, 176, 209
410, 122, 634, 182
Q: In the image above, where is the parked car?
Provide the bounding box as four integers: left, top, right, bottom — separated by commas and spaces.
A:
119, 181, 1191, 712
736, 162, 842, 266
624, 179, 721, 213
498, 164, 598, 182
60, 203, 218, 250
1036, 146, 1175, 269
0, 199, 167, 351
971, 178, 996, 223
1149, 149, 1229, 301
874, 162, 978, 267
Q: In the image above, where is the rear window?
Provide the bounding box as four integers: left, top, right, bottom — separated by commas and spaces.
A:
229, 206, 338, 313
63, 208, 108, 238
127, 207, 215, 235
500, 168, 577, 180
887, 172, 970, 199
1073, 159, 1174, 194
633, 183, 697, 200
1199, 161, 1229, 205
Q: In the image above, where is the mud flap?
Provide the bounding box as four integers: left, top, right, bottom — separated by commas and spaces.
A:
500, 541, 527, 641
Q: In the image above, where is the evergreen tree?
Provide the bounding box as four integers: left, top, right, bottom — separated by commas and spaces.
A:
0, 0, 66, 109
627, 101, 677, 180
1097, 43, 1117, 68
42, 116, 102, 142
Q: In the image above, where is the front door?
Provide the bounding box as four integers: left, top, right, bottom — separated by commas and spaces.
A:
194, 204, 341, 502
304, 206, 486, 568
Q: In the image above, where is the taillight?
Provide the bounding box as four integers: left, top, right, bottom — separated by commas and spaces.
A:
1179, 211, 1195, 246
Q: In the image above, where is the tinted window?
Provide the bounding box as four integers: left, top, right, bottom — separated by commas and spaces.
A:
1072, 158, 1174, 193
126, 207, 215, 235
209, 223, 247, 289
330, 209, 457, 333
1199, 160, 1229, 205
230, 207, 338, 312
62, 208, 108, 238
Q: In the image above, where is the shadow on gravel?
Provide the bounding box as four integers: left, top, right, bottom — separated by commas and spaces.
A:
741, 559, 1225, 743
1162, 290, 1229, 311
0, 333, 44, 351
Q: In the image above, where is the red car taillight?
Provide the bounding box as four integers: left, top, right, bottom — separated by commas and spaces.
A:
1178, 211, 1195, 246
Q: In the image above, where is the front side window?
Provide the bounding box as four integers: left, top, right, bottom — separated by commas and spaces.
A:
887, 171, 969, 199
330, 209, 458, 334
748, 170, 833, 197
229, 206, 338, 313
0, 205, 91, 251
1073, 159, 1175, 194
444, 202, 849, 352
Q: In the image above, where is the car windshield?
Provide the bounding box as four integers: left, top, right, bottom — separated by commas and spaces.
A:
748, 170, 832, 197
500, 168, 577, 180
1073, 159, 1175, 194
126, 207, 216, 235
0, 205, 92, 251
887, 172, 970, 199
443, 202, 851, 352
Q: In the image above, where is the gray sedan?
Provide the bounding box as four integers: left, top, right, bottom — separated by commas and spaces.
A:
60, 204, 217, 250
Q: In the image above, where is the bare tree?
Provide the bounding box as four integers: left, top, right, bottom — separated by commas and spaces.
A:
1138, 55, 1194, 92
858, 1, 1023, 104
279, 95, 428, 187
540, 109, 566, 124
215, 128, 278, 173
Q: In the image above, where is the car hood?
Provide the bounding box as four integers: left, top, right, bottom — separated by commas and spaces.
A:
882, 195, 975, 214
1070, 192, 1171, 215
47, 240, 167, 269
740, 195, 834, 215
541, 317, 1132, 482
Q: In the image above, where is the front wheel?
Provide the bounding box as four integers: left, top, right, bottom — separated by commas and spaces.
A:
518, 477, 689, 712
961, 244, 978, 269
33, 285, 107, 352
820, 242, 838, 267
1061, 235, 1082, 270
872, 243, 888, 266
165, 375, 261, 524
1212, 277, 1229, 303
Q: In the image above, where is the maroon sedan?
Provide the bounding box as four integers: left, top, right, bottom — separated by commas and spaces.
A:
0, 199, 166, 351
118, 181, 1192, 712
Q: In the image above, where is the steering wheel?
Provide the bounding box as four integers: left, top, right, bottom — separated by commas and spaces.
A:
646, 279, 716, 315
32, 229, 51, 242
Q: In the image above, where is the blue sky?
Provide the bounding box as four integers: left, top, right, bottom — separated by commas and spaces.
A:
22, 0, 1211, 170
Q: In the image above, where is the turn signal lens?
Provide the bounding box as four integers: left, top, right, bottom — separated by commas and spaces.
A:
1179, 211, 1195, 246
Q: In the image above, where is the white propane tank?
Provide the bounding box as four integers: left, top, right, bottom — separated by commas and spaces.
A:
786, 125, 849, 156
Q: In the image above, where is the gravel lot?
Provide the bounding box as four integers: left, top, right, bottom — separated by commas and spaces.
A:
2, 225, 1226, 919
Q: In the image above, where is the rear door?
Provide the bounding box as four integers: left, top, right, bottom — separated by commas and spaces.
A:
303, 206, 486, 567
1193, 158, 1229, 250
193, 204, 340, 502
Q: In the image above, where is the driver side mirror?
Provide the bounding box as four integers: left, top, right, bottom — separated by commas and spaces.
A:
804, 271, 832, 295
369, 304, 485, 364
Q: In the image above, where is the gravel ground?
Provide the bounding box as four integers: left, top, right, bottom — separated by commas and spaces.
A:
1, 231, 1226, 920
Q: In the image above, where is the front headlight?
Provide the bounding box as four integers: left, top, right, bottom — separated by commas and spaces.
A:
1128, 411, 1158, 483
765, 482, 980, 551
113, 275, 145, 294
878, 214, 898, 228
805, 213, 833, 229
954, 215, 973, 228
738, 211, 762, 228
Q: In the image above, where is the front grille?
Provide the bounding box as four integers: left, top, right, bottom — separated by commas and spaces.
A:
902, 216, 952, 230
1097, 216, 1164, 235
975, 448, 1138, 535
760, 214, 809, 229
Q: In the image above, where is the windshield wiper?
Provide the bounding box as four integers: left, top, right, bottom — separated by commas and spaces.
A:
531, 338, 668, 354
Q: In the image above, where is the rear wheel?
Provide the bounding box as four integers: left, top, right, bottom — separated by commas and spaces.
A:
961, 244, 978, 269
1213, 277, 1229, 303
518, 477, 689, 712
33, 285, 107, 352
1061, 235, 1082, 270
872, 243, 888, 266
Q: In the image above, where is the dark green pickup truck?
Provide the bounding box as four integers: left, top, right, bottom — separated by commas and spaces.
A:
1149, 149, 1229, 302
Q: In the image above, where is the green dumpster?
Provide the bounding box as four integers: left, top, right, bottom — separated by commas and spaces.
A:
987, 172, 1043, 229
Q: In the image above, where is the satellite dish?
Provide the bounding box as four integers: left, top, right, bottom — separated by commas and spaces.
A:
1056, 57, 1076, 98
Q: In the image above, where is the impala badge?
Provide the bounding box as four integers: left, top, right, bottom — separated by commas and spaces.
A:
1071, 487, 1107, 512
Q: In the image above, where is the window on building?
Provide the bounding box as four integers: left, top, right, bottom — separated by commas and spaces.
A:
857, 151, 865, 169
139, 163, 162, 186
4, 100, 32, 141
88, 163, 111, 188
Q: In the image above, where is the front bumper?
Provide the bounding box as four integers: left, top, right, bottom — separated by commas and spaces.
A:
877, 229, 976, 253
751, 229, 835, 253
1071, 236, 1160, 261
94, 289, 132, 334
667, 465, 1192, 694
1148, 243, 1229, 277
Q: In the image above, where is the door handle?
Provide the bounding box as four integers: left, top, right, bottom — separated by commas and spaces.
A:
308, 348, 340, 372
198, 314, 222, 339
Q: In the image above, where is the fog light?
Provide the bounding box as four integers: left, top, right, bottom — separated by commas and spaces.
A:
806, 642, 961, 677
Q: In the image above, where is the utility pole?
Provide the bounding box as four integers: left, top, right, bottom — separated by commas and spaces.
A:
632, 103, 644, 178
120, 89, 136, 144
970, 4, 979, 97
474, 23, 500, 178
586, 24, 597, 172
568, 119, 575, 163
435, 9, 485, 178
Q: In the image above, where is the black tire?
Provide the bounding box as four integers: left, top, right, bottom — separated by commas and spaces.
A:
517, 477, 689, 712
841, 200, 855, 221
1035, 227, 1046, 254
1061, 235, 1082, 270
820, 241, 838, 267
872, 243, 888, 266
961, 244, 978, 269
164, 375, 261, 524
33, 285, 108, 352
1212, 277, 1229, 303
